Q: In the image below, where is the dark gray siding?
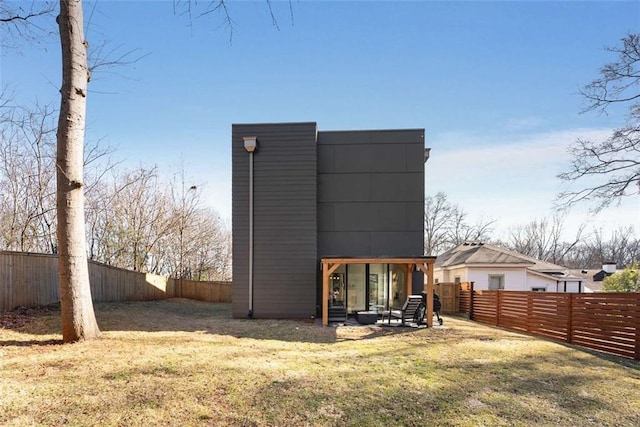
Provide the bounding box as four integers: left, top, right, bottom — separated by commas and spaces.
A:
232, 123, 318, 318
317, 129, 425, 257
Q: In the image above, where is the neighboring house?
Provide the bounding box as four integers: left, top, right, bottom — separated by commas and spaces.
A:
569, 263, 620, 292
434, 242, 586, 292
232, 122, 435, 323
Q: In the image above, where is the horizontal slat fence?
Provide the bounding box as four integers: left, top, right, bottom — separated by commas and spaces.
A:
467, 289, 640, 361
458, 282, 473, 316
571, 293, 639, 360
471, 290, 498, 326
1, 251, 231, 312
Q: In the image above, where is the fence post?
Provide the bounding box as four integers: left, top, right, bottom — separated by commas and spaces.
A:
567, 293, 573, 344
496, 290, 501, 327
526, 292, 533, 334
469, 282, 475, 320
635, 293, 640, 361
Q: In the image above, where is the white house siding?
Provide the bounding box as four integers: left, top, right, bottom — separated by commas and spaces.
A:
542, 277, 586, 293
467, 268, 528, 291
436, 266, 467, 284
525, 273, 557, 291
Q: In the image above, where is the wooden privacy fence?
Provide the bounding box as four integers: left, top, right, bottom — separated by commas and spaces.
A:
177, 279, 232, 303
458, 282, 473, 316
434, 282, 470, 314
0, 251, 231, 312
461, 289, 640, 361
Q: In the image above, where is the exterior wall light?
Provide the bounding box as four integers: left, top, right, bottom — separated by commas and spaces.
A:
243, 136, 258, 153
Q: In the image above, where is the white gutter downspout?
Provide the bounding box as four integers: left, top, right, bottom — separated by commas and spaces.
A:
243, 136, 258, 318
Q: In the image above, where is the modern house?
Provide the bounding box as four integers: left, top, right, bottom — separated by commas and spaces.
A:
231, 122, 436, 326
434, 242, 585, 292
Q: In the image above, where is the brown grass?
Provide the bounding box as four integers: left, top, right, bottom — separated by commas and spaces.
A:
1, 298, 639, 426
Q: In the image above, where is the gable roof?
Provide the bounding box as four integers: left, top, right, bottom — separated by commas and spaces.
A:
435, 242, 534, 268
436, 242, 579, 280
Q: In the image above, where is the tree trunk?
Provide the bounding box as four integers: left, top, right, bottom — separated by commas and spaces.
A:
56, 0, 100, 342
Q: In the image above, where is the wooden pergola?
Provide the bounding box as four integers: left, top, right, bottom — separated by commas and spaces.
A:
321, 257, 437, 327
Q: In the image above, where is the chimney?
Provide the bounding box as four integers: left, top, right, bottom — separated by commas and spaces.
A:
602, 262, 617, 274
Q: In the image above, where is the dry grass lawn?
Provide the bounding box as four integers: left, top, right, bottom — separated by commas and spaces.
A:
1, 298, 639, 426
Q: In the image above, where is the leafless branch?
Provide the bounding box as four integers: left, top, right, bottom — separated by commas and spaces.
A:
0, 1, 55, 49
559, 34, 640, 212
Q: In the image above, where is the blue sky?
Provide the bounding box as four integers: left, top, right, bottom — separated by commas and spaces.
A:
2, 0, 639, 241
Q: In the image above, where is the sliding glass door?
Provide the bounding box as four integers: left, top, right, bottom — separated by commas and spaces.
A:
347, 264, 366, 312
368, 264, 389, 312
329, 265, 346, 308
344, 264, 394, 314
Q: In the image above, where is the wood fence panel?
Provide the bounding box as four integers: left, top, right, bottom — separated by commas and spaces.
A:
1, 251, 230, 311
498, 291, 528, 332
463, 287, 639, 361
177, 279, 232, 303
472, 290, 498, 326
526, 293, 570, 342
571, 293, 639, 360
0, 252, 60, 311
458, 282, 473, 316
434, 283, 459, 314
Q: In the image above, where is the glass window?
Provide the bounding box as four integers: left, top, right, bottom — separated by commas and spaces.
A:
488, 274, 505, 290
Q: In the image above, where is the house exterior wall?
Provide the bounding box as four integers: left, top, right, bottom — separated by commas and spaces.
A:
526, 273, 557, 291
317, 129, 425, 257
436, 266, 587, 292
530, 275, 584, 292
435, 266, 467, 283
232, 123, 318, 318
466, 267, 527, 290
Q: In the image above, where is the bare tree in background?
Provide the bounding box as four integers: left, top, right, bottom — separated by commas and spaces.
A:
558, 33, 640, 211
424, 193, 454, 255
580, 226, 640, 268
82, 164, 232, 280
505, 214, 585, 265
448, 208, 495, 248
0, 103, 57, 253
424, 192, 495, 255
0, 1, 55, 49
179, 209, 232, 281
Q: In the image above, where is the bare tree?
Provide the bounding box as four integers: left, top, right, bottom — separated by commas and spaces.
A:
86, 166, 167, 270
424, 193, 454, 255
505, 214, 585, 265
579, 226, 639, 268
179, 209, 231, 281
0, 103, 57, 253
2, 0, 273, 343
0, 1, 55, 49
448, 209, 495, 248
82, 164, 232, 280
425, 192, 495, 255
0, 99, 117, 255
55, 0, 101, 342
558, 33, 640, 211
